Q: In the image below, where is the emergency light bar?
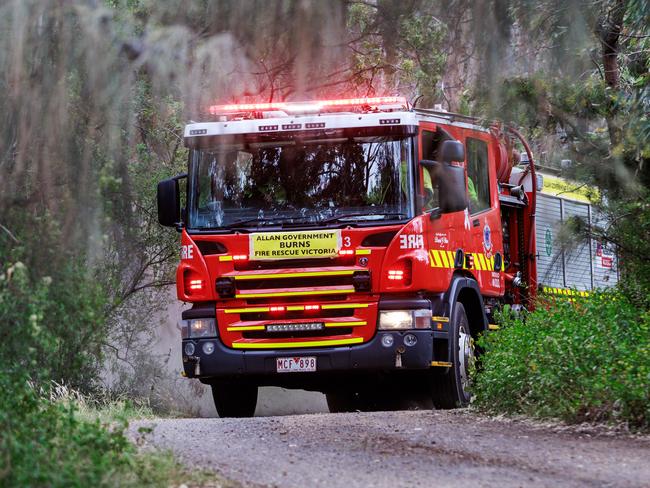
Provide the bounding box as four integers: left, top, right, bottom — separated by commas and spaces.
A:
208, 96, 408, 115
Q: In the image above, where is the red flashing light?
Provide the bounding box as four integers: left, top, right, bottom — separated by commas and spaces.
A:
304, 305, 320, 311
319, 96, 406, 107
233, 254, 248, 261
339, 249, 354, 256
387, 260, 412, 285
209, 96, 407, 114
270, 306, 286, 312
387, 270, 404, 281
184, 277, 204, 295
188, 279, 203, 290
213, 102, 286, 113
183, 269, 206, 296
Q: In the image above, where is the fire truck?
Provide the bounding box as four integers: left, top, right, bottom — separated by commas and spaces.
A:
156, 96, 555, 417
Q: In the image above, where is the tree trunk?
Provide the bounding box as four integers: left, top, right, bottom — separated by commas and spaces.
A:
596, 0, 626, 148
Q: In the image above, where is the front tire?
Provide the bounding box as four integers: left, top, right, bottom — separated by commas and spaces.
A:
211, 383, 258, 418
431, 302, 475, 409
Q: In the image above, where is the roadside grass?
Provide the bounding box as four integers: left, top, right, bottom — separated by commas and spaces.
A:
48, 382, 156, 424
473, 291, 650, 431
0, 373, 232, 487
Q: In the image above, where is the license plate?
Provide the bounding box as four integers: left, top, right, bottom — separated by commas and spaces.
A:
276, 356, 317, 373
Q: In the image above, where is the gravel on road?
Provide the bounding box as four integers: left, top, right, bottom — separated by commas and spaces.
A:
131, 410, 650, 488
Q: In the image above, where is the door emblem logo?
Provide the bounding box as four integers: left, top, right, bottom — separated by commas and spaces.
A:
545, 228, 553, 257
483, 223, 493, 258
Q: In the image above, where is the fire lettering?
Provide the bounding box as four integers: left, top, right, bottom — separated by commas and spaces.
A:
181, 244, 194, 260
399, 234, 424, 249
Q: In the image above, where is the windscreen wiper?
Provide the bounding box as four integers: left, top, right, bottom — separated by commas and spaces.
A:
224, 215, 305, 228
318, 212, 409, 225
201, 212, 409, 230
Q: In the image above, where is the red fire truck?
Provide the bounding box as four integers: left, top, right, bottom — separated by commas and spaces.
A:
157, 96, 541, 417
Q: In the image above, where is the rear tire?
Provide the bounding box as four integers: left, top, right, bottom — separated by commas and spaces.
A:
211, 383, 258, 418
431, 302, 475, 409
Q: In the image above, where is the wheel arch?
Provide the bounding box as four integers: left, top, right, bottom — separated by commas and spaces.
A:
444, 274, 488, 339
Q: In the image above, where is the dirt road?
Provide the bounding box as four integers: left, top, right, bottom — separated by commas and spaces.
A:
133, 410, 650, 488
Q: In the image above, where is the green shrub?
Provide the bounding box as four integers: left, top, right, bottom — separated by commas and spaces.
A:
0, 372, 132, 487
0, 254, 108, 392
0, 372, 222, 487
474, 291, 650, 430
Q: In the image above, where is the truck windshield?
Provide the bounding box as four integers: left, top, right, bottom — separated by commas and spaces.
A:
188, 136, 414, 229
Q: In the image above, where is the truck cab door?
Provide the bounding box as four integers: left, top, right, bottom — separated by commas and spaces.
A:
465, 136, 504, 296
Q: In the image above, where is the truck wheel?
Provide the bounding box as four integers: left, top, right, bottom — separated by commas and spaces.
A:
211, 383, 258, 418
431, 302, 475, 409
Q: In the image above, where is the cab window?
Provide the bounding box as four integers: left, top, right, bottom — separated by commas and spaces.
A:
419, 130, 439, 210
466, 138, 490, 213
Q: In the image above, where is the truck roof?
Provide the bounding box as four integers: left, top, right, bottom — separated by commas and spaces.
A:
184, 110, 417, 139
184, 96, 489, 141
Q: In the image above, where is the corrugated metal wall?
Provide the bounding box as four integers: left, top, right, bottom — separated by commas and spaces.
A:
535, 194, 618, 291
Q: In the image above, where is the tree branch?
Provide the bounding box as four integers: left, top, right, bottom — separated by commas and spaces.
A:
0, 223, 19, 243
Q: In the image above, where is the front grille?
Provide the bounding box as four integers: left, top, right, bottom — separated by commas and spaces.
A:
243, 327, 353, 339
228, 265, 365, 307
218, 260, 376, 348
236, 257, 340, 270
240, 308, 350, 321
235, 275, 353, 290
219, 299, 376, 349
244, 293, 350, 304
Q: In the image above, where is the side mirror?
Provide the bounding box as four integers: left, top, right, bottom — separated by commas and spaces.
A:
439, 140, 467, 213
438, 163, 468, 213
440, 140, 465, 163
157, 175, 185, 227
419, 140, 467, 214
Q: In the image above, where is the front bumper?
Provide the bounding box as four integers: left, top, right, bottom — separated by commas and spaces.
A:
182, 329, 434, 380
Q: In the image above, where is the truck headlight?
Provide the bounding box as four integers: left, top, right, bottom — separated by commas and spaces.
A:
378, 309, 431, 330
180, 318, 217, 338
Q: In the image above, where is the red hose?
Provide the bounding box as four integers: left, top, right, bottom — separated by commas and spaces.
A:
507, 126, 537, 296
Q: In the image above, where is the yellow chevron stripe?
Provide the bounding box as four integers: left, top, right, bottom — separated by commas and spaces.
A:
219, 255, 233, 262
426, 249, 506, 272
439, 249, 450, 268
355, 249, 372, 255
540, 286, 590, 297
473, 253, 483, 271
232, 337, 364, 349
476, 253, 487, 271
